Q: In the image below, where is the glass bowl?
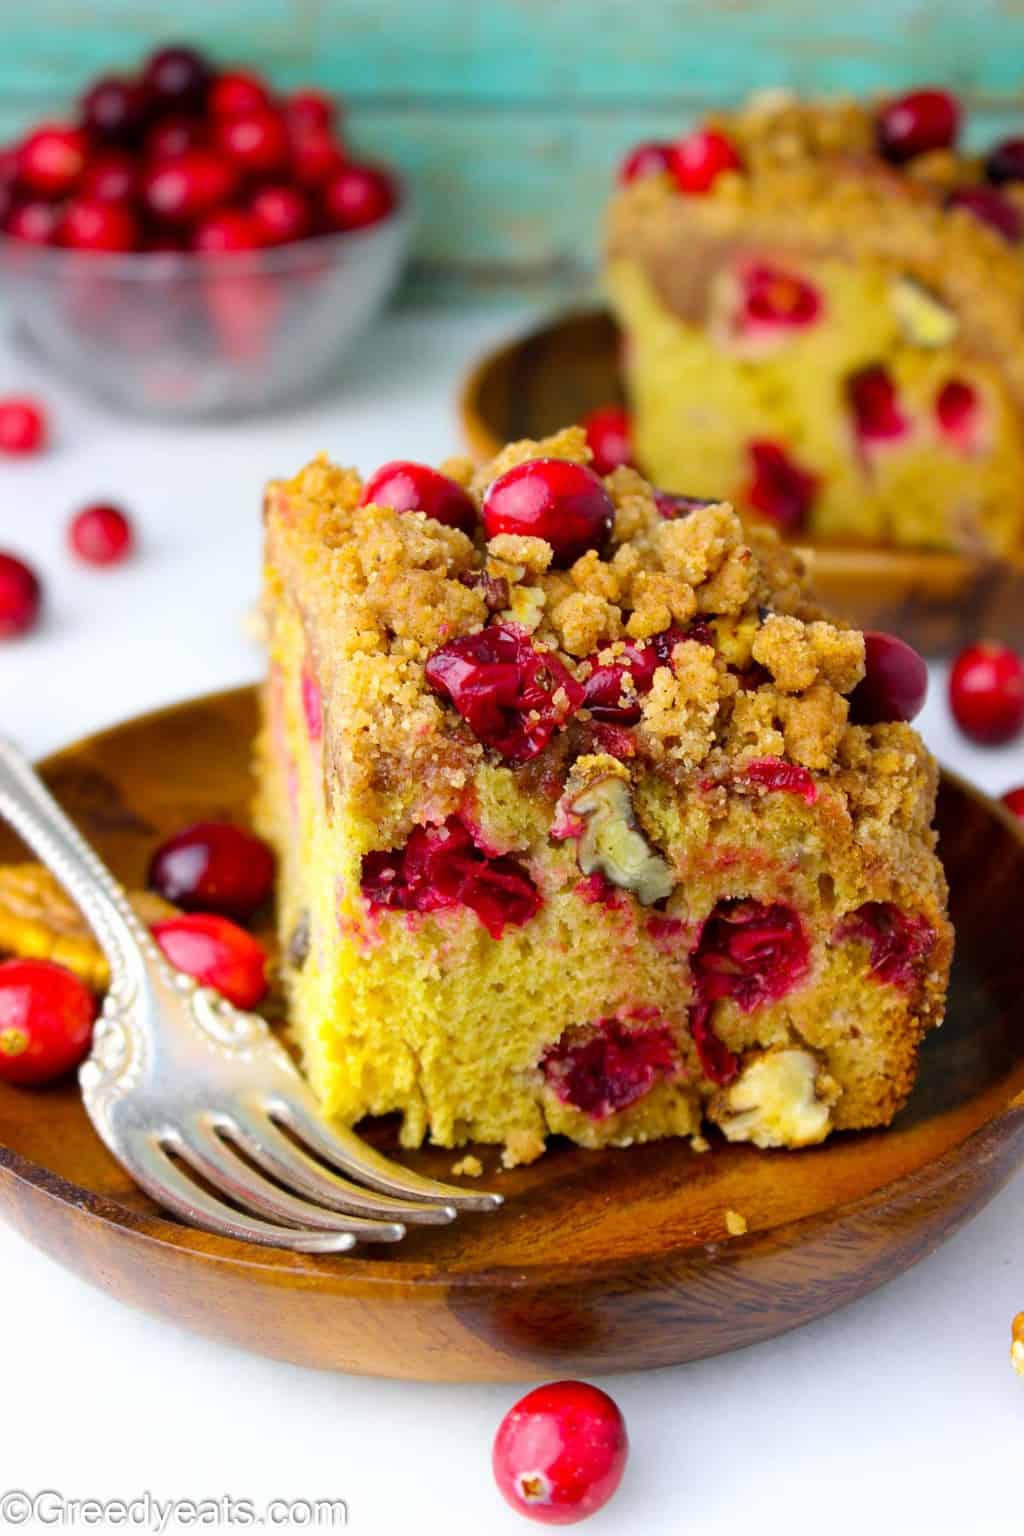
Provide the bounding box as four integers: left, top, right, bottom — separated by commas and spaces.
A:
0, 204, 411, 419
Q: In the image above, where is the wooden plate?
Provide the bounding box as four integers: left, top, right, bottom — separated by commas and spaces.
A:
0, 687, 1022, 1382
461, 309, 1024, 655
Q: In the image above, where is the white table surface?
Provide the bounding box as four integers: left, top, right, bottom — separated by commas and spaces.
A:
1, 305, 1023, 1536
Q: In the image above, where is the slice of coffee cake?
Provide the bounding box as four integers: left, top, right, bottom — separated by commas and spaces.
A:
256, 428, 952, 1166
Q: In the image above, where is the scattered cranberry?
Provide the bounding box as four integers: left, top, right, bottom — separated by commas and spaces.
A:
360, 460, 477, 535
151, 913, 268, 1008
0, 396, 47, 456
742, 757, 817, 803
985, 137, 1024, 185
618, 140, 673, 183
847, 364, 909, 443
17, 123, 88, 198
290, 129, 346, 187
849, 630, 928, 725
671, 128, 741, 194
745, 440, 818, 532
285, 89, 337, 137
0, 553, 42, 639
249, 183, 312, 245
935, 378, 981, 452
653, 491, 714, 519
947, 185, 1020, 242
209, 70, 272, 119
948, 642, 1024, 745
582, 405, 633, 475
149, 820, 275, 920
835, 902, 933, 988
425, 623, 584, 763
493, 1380, 628, 1525
876, 88, 960, 163
145, 114, 206, 161
483, 459, 614, 567
737, 262, 821, 330
5, 198, 63, 245
581, 629, 686, 724
215, 107, 290, 177
192, 208, 262, 253
543, 1017, 678, 1119
80, 151, 139, 203
0, 959, 96, 1086
141, 149, 238, 224
68, 502, 135, 566
141, 45, 212, 114
79, 76, 148, 145
322, 163, 398, 230
361, 817, 539, 940
62, 196, 139, 253
1002, 786, 1024, 822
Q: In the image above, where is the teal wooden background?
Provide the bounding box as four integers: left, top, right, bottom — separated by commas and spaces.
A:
3, 1, 1024, 297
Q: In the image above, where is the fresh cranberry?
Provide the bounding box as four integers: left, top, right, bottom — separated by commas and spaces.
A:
582, 405, 633, 475
483, 459, 614, 567
745, 440, 818, 532
4, 198, 63, 244
360, 460, 477, 535
543, 1017, 678, 1119
215, 108, 290, 177
618, 140, 673, 183
493, 1380, 628, 1525
17, 124, 87, 197
689, 900, 809, 1082
947, 185, 1020, 242
145, 114, 206, 160
836, 902, 933, 988
209, 69, 272, 118
1002, 786, 1024, 822
948, 642, 1024, 745
141, 45, 212, 114
0, 553, 42, 638
742, 757, 817, 803
935, 378, 981, 452
0, 959, 96, 1086
876, 89, 960, 163
847, 364, 909, 443
290, 129, 346, 187
80, 151, 139, 203
321, 163, 397, 230
361, 817, 539, 940
79, 76, 149, 145
285, 89, 337, 137
192, 208, 262, 253
738, 262, 822, 330
151, 913, 268, 1008
141, 150, 238, 224
0, 397, 47, 456
654, 491, 715, 519
849, 630, 928, 725
985, 137, 1024, 185
148, 820, 275, 920
248, 183, 312, 245
68, 502, 135, 566
581, 629, 685, 723
425, 623, 584, 763
62, 196, 139, 252
671, 128, 742, 194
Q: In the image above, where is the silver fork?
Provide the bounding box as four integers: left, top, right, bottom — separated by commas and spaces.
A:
0, 739, 501, 1253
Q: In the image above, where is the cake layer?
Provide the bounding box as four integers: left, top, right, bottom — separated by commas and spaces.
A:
257, 429, 952, 1165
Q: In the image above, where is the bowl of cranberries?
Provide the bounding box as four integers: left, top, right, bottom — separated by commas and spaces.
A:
0, 44, 409, 417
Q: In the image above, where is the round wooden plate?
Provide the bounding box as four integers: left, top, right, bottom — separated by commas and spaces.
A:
461, 309, 1024, 656
0, 687, 1022, 1382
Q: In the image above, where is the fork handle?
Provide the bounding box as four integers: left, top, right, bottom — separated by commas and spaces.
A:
0, 738, 156, 986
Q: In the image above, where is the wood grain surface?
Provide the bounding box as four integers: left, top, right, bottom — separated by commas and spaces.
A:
0, 686, 1021, 1380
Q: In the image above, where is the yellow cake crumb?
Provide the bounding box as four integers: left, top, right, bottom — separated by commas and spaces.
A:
724, 1209, 749, 1236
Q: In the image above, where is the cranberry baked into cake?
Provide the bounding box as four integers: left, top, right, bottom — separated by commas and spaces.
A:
256, 428, 952, 1166
607, 89, 1024, 553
